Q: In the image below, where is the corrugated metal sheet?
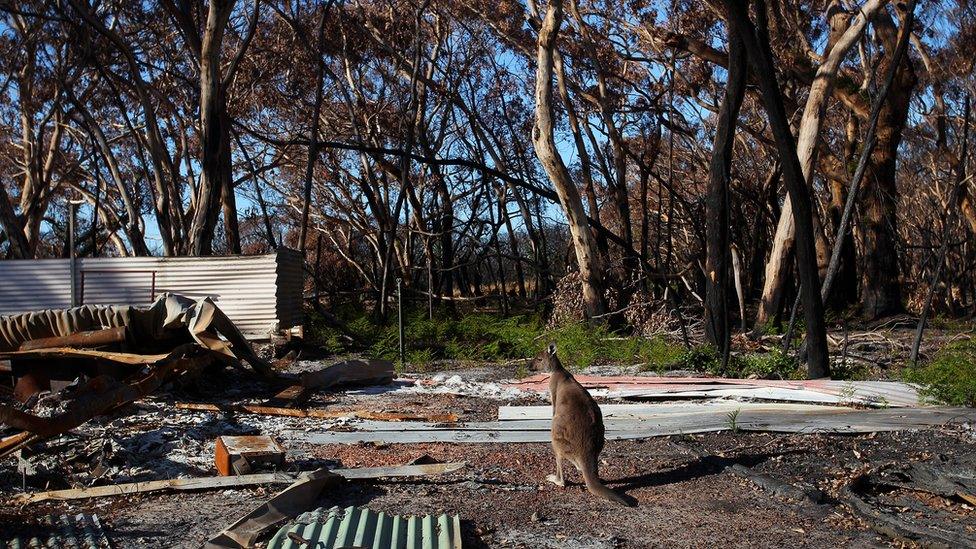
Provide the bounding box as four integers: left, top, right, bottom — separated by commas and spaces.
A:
0, 251, 303, 338
2, 513, 111, 548
508, 374, 922, 407
267, 506, 462, 549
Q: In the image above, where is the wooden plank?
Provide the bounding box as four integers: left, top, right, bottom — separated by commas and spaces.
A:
0, 347, 171, 364
335, 461, 466, 479
0, 431, 35, 458
10, 462, 466, 505
11, 472, 296, 505
300, 359, 394, 390
263, 384, 311, 407
175, 402, 457, 423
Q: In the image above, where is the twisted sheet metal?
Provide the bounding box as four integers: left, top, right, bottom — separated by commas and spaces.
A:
2, 513, 111, 548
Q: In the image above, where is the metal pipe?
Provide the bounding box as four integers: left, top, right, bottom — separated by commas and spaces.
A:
69, 201, 77, 307
397, 277, 405, 366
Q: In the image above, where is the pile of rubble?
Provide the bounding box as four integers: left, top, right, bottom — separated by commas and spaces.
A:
0, 294, 465, 548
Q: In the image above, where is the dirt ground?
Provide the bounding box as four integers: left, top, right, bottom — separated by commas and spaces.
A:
3, 425, 973, 548
1, 327, 975, 548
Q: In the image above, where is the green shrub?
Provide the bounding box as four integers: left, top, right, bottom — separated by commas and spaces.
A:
672, 346, 802, 379
903, 339, 976, 406
734, 350, 801, 379
405, 348, 435, 371
545, 322, 684, 370
307, 305, 545, 363
677, 345, 722, 373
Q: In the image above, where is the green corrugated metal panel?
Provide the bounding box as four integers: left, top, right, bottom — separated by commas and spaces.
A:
1, 513, 111, 548
267, 506, 462, 549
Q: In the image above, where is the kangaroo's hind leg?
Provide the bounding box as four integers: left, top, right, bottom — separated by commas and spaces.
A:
546, 449, 566, 487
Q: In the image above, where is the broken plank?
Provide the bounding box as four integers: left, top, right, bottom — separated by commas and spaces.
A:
10, 462, 466, 505
0, 431, 36, 458
300, 359, 394, 390
174, 402, 457, 423
331, 461, 465, 479
10, 472, 298, 505
263, 384, 311, 407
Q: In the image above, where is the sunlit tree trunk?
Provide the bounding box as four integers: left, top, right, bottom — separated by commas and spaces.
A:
532, 0, 607, 320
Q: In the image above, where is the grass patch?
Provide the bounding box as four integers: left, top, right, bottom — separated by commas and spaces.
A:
546, 322, 684, 370
903, 339, 976, 406
306, 307, 686, 369
734, 350, 803, 379
307, 307, 543, 363
668, 345, 803, 379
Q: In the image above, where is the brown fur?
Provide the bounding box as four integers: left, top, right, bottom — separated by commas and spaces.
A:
531, 344, 632, 506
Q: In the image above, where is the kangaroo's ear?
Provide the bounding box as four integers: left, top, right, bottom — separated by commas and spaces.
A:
547, 342, 557, 356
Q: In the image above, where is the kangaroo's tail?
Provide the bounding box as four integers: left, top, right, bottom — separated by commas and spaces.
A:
581, 460, 632, 506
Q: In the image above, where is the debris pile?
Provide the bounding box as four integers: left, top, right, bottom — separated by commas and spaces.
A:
0, 294, 274, 459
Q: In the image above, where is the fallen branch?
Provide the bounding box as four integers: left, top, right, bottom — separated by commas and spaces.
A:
672, 440, 824, 504
843, 469, 976, 547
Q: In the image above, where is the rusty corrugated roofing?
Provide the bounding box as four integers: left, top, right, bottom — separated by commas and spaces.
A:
266, 506, 462, 549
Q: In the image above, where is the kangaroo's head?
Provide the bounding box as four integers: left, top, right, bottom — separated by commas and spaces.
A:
530, 342, 560, 372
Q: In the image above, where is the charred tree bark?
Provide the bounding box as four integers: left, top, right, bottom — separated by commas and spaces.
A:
704, 27, 746, 363
754, 0, 888, 327
298, 9, 328, 253
726, 0, 830, 378
859, 6, 916, 319
189, 0, 236, 256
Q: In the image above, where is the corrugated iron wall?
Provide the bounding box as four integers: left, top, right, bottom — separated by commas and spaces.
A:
0, 251, 303, 338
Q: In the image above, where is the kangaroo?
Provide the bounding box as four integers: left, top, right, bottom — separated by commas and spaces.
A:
531, 343, 632, 506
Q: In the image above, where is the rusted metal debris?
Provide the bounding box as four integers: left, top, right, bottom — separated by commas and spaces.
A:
215, 435, 286, 476
299, 358, 395, 390
0, 344, 222, 438
0, 294, 277, 454
0, 293, 273, 377
18, 326, 128, 351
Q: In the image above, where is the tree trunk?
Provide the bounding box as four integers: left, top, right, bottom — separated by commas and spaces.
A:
532, 0, 607, 320
554, 53, 609, 260
859, 7, 916, 319
189, 0, 236, 256
704, 26, 746, 359
727, 0, 830, 378
753, 0, 888, 327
